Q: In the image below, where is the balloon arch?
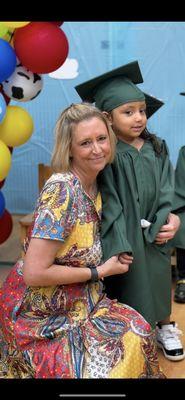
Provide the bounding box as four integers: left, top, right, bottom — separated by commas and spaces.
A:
0, 21, 69, 244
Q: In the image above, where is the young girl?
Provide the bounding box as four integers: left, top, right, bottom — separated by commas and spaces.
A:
75, 61, 184, 361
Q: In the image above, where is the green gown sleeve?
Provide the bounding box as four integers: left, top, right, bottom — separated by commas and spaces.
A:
172, 146, 185, 248
98, 164, 132, 262
143, 140, 175, 244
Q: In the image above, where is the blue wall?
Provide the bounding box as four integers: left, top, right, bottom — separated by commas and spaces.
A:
2, 22, 185, 214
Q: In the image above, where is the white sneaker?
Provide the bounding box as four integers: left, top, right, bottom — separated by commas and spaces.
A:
156, 321, 185, 361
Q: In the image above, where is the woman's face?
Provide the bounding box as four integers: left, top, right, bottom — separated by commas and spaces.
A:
70, 117, 111, 176
109, 101, 147, 143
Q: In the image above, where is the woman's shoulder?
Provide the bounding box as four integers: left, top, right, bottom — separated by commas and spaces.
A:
39, 172, 80, 203
35, 172, 80, 215
46, 171, 75, 185
43, 172, 79, 191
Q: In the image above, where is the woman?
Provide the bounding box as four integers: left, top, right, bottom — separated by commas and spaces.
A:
0, 103, 164, 378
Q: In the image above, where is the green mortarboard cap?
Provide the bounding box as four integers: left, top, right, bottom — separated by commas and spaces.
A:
143, 92, 164, 119
75, 60, 164, 118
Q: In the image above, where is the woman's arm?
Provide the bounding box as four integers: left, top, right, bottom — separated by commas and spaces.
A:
23, 238, 130, 287
23, 238, 91, 286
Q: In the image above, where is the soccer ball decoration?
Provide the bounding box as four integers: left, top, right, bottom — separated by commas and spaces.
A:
2, 62, 43, 102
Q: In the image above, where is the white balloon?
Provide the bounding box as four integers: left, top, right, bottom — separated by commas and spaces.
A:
2, 62, 43, 102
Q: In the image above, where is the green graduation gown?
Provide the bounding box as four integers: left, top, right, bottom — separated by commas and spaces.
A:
172, 145, 185, 249
98, 138, 174, 329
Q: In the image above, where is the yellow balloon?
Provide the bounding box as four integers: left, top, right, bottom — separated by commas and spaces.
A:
3, 28, 15, 46
0, 140, 11, 181
0, 23, 8, 38
2, 22, 30, 28
0, 106, 34, 147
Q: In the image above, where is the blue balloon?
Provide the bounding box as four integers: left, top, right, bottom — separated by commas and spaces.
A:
0, 93, 7, 122
0, 39, 16, 83
0, 190, 5, 217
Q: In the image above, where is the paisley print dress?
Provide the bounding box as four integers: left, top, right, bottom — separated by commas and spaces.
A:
0, 172, 165, 379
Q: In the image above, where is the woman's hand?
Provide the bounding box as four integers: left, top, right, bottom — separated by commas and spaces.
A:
97, 254, 133, 279
155, 213, 181, 245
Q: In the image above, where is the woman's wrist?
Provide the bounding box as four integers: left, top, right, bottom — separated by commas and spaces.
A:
97, 264, 106, 279
87, 266, 99, 282
86, 263, 108, 281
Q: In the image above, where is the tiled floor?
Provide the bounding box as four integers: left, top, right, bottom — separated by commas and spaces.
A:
0, 215, 185, 378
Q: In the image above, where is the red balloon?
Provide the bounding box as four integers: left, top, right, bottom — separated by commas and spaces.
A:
0, 85, 11, 105
14, 22, 69, 74
0, 209, 13, 244
51, 22, 63, 26
0, 179, 5, 189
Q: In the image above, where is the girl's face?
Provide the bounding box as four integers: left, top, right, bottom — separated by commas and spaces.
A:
108, 101, 147, 143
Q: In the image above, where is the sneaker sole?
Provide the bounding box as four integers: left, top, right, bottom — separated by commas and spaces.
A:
157, 342, 185, 361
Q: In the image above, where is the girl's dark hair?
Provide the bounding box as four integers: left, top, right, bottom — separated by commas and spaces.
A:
140, 127, 162, 155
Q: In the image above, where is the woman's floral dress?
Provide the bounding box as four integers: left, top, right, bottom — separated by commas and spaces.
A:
0, 173, 165, 379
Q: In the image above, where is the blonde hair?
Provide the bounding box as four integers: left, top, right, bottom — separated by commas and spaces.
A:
51, 102, 116, 172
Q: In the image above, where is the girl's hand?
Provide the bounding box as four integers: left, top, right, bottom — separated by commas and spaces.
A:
155, 213, 180, 244
118, 252, 134, 265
